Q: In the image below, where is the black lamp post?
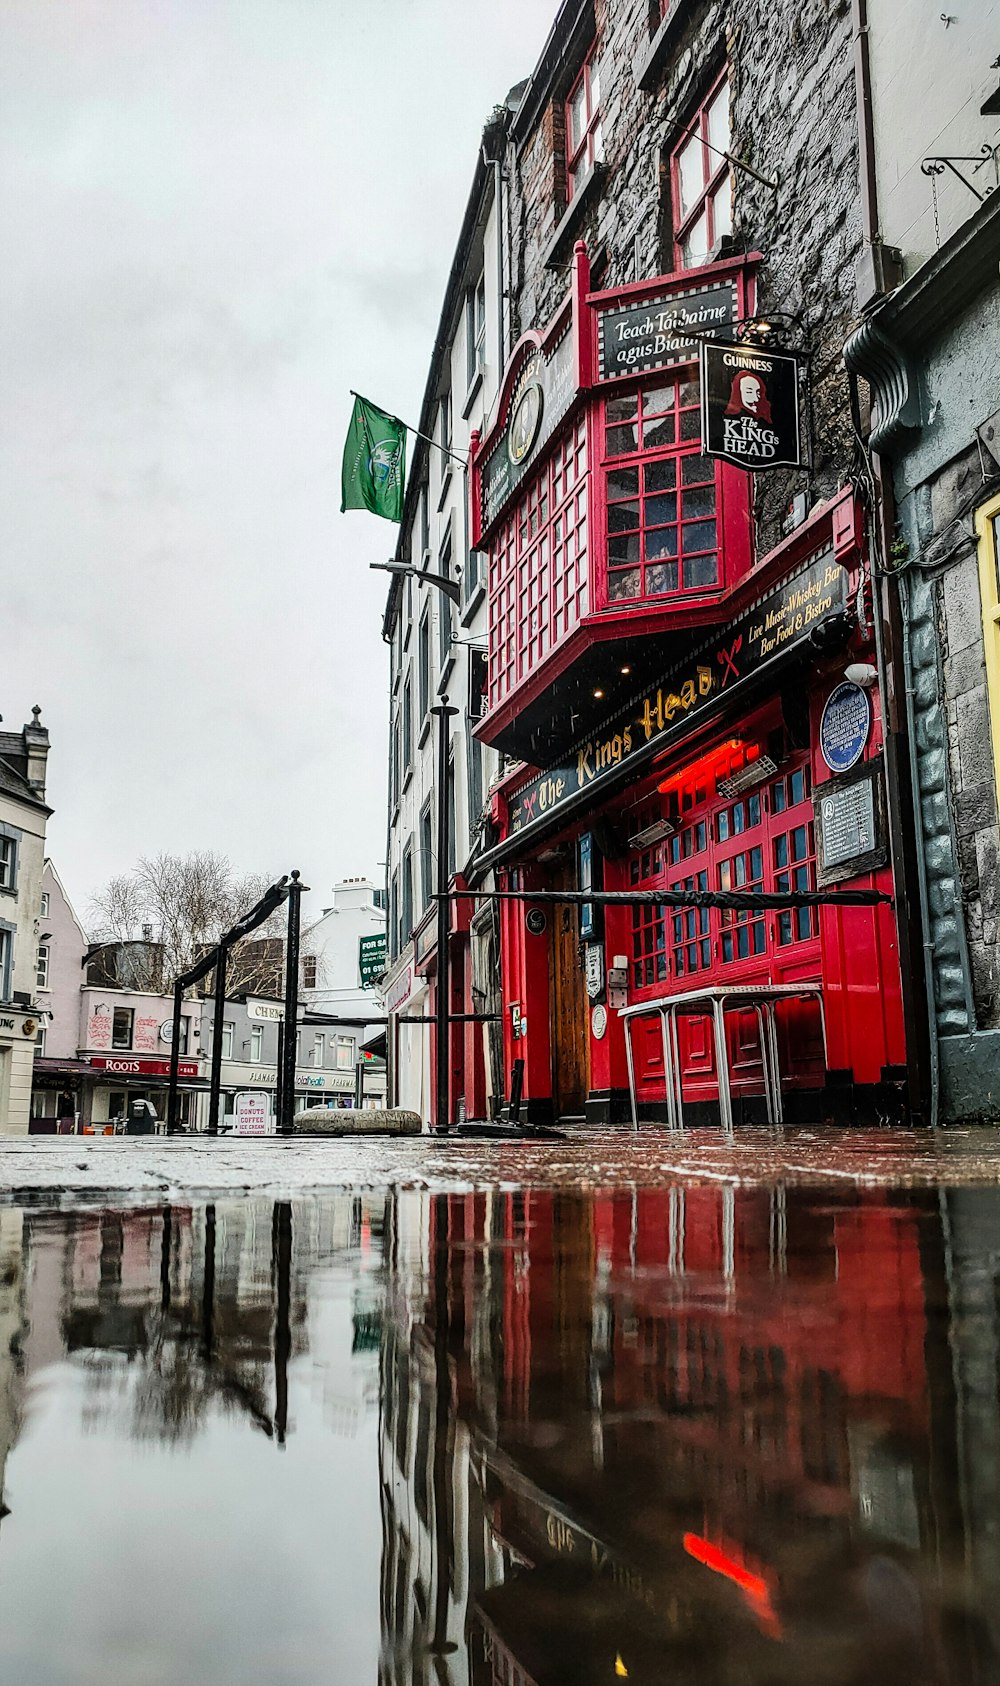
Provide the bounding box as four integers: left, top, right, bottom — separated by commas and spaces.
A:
431, 699, 458, 1135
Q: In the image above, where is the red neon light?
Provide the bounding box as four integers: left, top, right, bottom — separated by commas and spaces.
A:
682, 1532, 781, 1639
656, 738, 754, 797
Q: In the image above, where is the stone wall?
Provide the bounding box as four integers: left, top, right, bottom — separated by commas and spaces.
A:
505, 0, 862, 562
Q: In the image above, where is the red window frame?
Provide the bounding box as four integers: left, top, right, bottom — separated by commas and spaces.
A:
565, 43, 602, 202
596, 372, 750, 610
670, 72, 731, 271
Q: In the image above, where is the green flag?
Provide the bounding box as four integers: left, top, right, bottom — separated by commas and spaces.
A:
341, 396, 406, 522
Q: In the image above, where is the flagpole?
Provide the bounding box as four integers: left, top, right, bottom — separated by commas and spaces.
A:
349, 391, 468, 470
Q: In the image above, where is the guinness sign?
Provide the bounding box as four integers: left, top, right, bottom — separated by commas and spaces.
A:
700, 341, 804, 470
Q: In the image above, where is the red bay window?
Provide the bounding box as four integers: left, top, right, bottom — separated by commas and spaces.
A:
597, 374, 750, 610
487, 414, 589, 711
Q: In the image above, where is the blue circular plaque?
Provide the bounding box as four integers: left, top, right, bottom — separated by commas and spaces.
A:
820, 681, 871, 773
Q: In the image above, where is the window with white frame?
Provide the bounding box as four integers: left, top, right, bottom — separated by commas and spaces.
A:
0, 836, 16, 892
36, 945, 49, 989
221, 1021, 234, 1059
671, 72, 732, 270
566, 43, 603, 201
250, 1025, 263, 1062
303, 954, 318, 989
439, 391, 452, 455
466, 274, 486, 388
35, 1024, 46, 1057
311, 1032, 325, 1067
336, 1036, 355, 1071
0, 928, 11, 998
438, 536, 453, 669
112, 1007, 134, 1049
418, 608, 432, 722
420, 801, 434, 910
40, 892, 50, 917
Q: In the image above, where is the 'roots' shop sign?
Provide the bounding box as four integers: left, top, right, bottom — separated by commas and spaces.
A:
507, 551, 847, 836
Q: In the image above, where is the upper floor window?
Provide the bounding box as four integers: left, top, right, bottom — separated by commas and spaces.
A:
419, 802, 434, 910
112, 1006, 134, 1049
466, 275, 486, 388
40, 891, 50, 917
438, 392, 452, 455
221, 1021, 234, 1059
566, 44, 602, 200
671, 73, 731, 270
0, 928, 10, 999
418, 609, 432, 722
250, 1025, 264, 1062
303, 954, 317, 989
402, 673, 413, 772
336, 1035, 355, 1071
310, 1033, 325, 1067
36, 944, 49, 989
438, 536, 453, 670
0, 836, 16, 892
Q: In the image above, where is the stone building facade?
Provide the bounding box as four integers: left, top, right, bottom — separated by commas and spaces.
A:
845, 0, 1000, 1120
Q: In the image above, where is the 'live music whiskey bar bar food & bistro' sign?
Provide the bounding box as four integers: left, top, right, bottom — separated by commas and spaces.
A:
506, 551, 847, 838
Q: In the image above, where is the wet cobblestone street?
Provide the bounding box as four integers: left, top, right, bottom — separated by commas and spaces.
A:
2, 1125, 1000, 1203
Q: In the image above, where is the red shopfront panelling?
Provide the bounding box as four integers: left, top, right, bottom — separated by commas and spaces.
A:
610, 709, 826, 1111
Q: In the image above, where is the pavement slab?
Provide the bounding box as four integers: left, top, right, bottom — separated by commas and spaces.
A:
2, 1125, 1000, 1204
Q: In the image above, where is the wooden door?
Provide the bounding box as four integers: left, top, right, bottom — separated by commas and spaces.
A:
549, 864, 590, 1118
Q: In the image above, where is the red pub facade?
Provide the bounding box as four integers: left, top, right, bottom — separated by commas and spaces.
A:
469, 244, 907, 1125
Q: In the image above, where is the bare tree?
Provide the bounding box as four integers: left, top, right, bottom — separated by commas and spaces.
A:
88, 852, 287, 997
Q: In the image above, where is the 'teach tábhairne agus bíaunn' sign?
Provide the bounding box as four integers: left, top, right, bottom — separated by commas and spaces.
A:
700, 340, 804, 470
506, 551, 847, 837
596, 279, 737, 382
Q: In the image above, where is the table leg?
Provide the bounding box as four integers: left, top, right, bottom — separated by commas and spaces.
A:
713, 1000, 734, 1133
624, 1017, 639, 1133
753, 1003, 776, 1124
659, 1009, 677, 1131
765, 1002, 785, 1126
669, 1007, 685, 1130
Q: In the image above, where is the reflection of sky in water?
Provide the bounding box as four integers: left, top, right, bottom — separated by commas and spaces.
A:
0, 1186, 999, 1684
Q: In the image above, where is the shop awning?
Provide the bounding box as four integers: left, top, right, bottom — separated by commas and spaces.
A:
32, 1058, 100, 1081
360, 1029, 387, 1060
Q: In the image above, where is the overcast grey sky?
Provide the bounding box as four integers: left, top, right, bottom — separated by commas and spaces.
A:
0, 0, 553, 923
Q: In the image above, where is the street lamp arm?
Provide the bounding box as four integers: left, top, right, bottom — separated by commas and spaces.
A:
369, 561, 461, 607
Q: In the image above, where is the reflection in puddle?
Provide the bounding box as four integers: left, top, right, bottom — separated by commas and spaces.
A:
0, 1186, 998, 1682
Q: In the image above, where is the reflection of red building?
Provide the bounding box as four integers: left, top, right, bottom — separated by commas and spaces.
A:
420, 1184, 944, 1684
468, 245, 906, 1126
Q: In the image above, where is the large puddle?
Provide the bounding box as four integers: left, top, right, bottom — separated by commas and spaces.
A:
0, 1185, 998, 1683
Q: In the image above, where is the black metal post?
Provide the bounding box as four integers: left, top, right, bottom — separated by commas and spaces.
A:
275, 1019, 285, 1133
431, 701, 458, 1136
201, 1203, 216, 1363
166, 978, 184, 1134
354, 1058, 364, 1110
272, 1200, 292, 1446
208, 944, 229, 1136
279, 872, 302, 1135
509, 1057, 525, 1126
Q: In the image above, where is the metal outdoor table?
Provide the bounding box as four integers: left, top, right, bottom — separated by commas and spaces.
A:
619, 982, 826, 1133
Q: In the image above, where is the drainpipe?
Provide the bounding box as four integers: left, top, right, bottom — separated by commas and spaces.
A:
850, 0, 935, 1124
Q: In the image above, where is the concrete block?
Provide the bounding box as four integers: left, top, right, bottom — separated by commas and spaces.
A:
292, 1108, 423, 1137
940, 1030, 1000, 1121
